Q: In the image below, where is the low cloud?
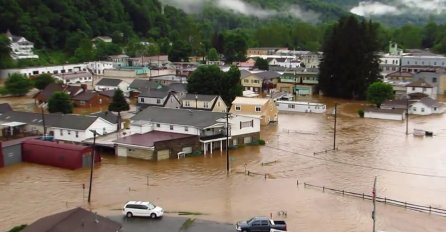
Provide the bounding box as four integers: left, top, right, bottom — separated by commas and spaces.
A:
159, 0, 320, 22
351, 0, 446, 16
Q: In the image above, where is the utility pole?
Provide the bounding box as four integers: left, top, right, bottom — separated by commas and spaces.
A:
226, 109, 230, 174
88, 130, 98, 203
41, 107, 46, 136
406, 98, 409, 135
372, 176, 377, 232
333, 103, 337, 150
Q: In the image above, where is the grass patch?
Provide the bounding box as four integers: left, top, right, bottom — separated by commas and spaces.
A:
180, 218, 196, 231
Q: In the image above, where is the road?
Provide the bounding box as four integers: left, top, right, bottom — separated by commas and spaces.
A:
110, 215, 235, 232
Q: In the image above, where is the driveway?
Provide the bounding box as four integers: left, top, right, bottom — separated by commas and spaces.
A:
110, 215, 235, 232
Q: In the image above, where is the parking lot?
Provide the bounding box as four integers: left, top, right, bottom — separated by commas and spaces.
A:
110, 215, 235, 232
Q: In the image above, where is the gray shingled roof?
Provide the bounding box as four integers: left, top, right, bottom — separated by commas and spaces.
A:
419, 97, 442, 108
140, 89, 170, 98
131, 107, 225, 128
22, 207, 121, 232
90, 111, 118, 124
129, 79, 161, 91
96, 78, 123, 87
0, 111, 101, 130
406, 79, 433, 88
253, 71, 281, 80
168, 83, 187, 92
71, 90, 96, 101
240, 70, 251, 78
182, 93, 217, 101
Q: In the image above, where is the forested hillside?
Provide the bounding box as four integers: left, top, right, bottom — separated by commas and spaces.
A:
1, 0, 446, 69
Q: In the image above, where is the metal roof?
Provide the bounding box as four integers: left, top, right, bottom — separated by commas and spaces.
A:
131, 107, 225, 129
182, 94, 218, 101
96, 78, 123, 87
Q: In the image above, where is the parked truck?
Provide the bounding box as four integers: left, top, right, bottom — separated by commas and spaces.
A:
236, 216, 287, 232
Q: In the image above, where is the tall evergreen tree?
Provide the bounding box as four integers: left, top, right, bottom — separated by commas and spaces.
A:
108, 89, 129, 131
318, 16, 381, 99
48, 92, 73, 114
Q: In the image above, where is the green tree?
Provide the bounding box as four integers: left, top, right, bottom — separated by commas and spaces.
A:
108, 89, 129, 131
34, 73, 55, 90
207, 48, 219, 61
0, 34, 13, 68
223, 31, 248, 63
255, 57, 269, 70
74, 39, 96, 62
187, 65, 242, 105
4, 73, 33, 96
168, 40, 191, 62
48, 92, 73, 114
318, 16, 381, 99
8, 224, 26, 232
95, 42, 122, 60
367, 82, 394, 107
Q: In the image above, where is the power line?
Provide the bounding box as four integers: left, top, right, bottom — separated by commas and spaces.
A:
263, 145, 446, 179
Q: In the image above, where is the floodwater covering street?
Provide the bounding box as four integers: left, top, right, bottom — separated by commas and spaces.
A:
1, 96, 446, 231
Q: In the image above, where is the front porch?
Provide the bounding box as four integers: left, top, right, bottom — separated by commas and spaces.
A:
200, 134, 231, 155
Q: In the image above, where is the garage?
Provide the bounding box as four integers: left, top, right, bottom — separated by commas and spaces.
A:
157, 149, 170, 160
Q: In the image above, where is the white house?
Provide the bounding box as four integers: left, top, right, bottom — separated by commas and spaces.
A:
54, 71, 93, 84
0, 63, 87, 78
95, 78, 130, 93
0, 111, 118, 143
409, 97, 445, 115
406, 79, 437, 99
138, 90, 181, 110
364, 108, 406, 121
129, 107, 261, 154
86, 61, 114, 75
6, 30, 39, 59
275, 100, 326, 113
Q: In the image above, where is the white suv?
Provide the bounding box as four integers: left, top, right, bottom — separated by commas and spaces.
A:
122, 201, 164, 218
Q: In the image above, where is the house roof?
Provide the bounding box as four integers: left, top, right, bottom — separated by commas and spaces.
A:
406, 79, 433, 88
232, 97, 270, 105
22, 207, 121, 232
168, 83, 187, 92
35, 83, 83, 101
253, 71, 281, 80
140, 89, 170, 98
364, 108, 406, 114
98, 90, 116, 98
381, 99, 411, 109
114, 131, 196, 147
0, 103, 13, 113
131, 107, 225, 129
240, 70, 251, 78
96, 78, 123, 87
129, 79, 161, 92
182, 94, 217, 102
0, 111, 102, 130
386, 71, 414, 78
414, 71, 440, 79
71, 90, 97, 101
90, 111, 118, 124
57, 71, 92, 80
418, 97, 442, 108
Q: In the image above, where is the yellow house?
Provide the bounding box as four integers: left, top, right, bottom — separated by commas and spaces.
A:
241, 71, 281, 93
181, 94, 227, 112
230, 97, 278, 126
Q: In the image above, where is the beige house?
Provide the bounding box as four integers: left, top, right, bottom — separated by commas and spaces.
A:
230, 97, 278, 126
181, 94, 227, 112
241, 71, 281, 94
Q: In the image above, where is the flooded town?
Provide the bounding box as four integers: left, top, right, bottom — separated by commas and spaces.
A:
2, 1, 446, 232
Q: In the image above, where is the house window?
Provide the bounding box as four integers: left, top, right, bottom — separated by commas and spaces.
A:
75, 131, 79, 138
255, 106, 261, 112
156, 124, 160, 127
156, 99, 161, 104
140, 98, 145, 103
185, 126, 188, 132
413, 107, 417, 111
170, 125, 174, 130
204, 102, 209, 108
235, 105, 241, 111
185, 101, 190, 107
288, 104, 295, 109
244, 79, 249, 83
421, 108, 425, 112
68, 130, 71, 135
412, 87, 415, 91
103, 128, 106, 134
60, 129, 63, 136
433, 77, 437, 83
434, 107, 437, 111
240, 120, 253, 128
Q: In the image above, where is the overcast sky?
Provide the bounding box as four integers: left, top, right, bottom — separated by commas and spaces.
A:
350, 0, 446, 16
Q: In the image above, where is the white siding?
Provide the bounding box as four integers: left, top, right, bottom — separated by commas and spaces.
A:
410, 102, 433, 115
364, 112, 404, 121
225, 115, 261, 136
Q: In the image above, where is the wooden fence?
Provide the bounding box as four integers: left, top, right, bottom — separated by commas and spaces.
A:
301, 182, 446, 217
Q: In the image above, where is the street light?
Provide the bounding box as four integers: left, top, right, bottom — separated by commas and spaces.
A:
87, 129, 98, 203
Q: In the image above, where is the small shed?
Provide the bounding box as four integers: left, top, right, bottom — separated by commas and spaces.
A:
22, 139, 97, 170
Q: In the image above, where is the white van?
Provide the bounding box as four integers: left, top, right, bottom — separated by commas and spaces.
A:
122, 201, 164, 218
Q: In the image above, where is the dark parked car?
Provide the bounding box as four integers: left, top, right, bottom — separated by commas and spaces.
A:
236, 216, 287, 232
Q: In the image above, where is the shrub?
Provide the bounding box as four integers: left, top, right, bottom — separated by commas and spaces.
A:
358, 109, 364, 118
8, 225, 27, 232
258, 139, 266, 145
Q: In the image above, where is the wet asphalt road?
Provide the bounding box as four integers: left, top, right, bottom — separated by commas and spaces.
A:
110, 215, 235, 232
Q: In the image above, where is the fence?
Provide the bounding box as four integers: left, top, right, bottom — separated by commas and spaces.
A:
301, 182, 446, 217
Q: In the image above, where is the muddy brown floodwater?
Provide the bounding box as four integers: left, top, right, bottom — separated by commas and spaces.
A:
1, 96, 446, 232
